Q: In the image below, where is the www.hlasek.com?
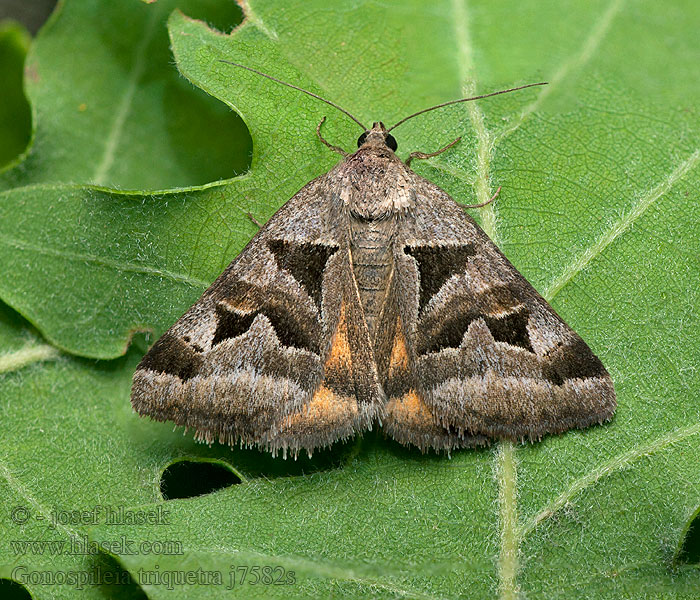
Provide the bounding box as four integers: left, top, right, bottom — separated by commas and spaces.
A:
11, 534, 183, 556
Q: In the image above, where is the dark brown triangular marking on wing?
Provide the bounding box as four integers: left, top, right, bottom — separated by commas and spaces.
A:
213, 301, 319, 355
484, 308, 533, 352
211, 306, 257, 346
404, 244, 476, 312
137, 333, 203, 381
418, 304, 533, 355
269, 240, 338, 308
542, 338, 608, 385
418, 309, 471, 355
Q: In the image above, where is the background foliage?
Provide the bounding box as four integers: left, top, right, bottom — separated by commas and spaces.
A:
0, 0, 698, 598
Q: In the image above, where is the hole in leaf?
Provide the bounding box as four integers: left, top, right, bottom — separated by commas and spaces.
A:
160, 3, 249, 186
94, 553, 148, 599
0, 22, 32, 169
0, 579, 31, 600
178, 1, 243, 35
677, 507, 700, 564
160, 460, 241, 500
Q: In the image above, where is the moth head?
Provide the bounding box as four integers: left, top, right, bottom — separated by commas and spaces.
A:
357, 122, 398, 151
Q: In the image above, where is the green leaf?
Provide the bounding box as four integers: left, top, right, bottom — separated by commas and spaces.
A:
0, 0, 251, 190
0, 299, 162, 599
1, 1, 700, 599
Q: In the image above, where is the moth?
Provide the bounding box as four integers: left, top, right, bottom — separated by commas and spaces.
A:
131, 62, 616, 458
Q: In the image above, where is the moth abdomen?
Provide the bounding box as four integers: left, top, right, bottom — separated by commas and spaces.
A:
349, 219, 395, 339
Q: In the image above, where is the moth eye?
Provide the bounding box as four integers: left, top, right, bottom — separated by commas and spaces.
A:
357, 131, 369, 147
385, 134, 398, 151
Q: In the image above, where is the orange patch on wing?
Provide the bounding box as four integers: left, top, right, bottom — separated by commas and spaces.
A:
388, 316, 409, 376
279, 303, 360, 434
325, 303, 352, 371
386, 390, 435, 427
283, 385, 357, 430
307, 385, 358, 421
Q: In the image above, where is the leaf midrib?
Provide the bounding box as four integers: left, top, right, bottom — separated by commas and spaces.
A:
449, 0, 629, 598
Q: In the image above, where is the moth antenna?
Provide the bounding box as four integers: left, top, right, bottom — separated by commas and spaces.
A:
219, 60, 367, 131
387, 82, 548, 132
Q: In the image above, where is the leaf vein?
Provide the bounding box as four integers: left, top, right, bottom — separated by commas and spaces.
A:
451, 0, 499, 243
174, 547, 448, 599
0, 459, 79, 539
0, 344, 61, 374
520, 422, 700, 537
452, 4, 517, 599
92, 7, 161, 186
496, 442, 519, 600
497, 0, 625, 143
542, 147, 700, 301
0, 233, 209, 288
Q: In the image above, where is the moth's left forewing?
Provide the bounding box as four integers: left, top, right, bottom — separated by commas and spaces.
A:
131, 175, 382, 457
390, 177, 616, 445
270, 209, 385, 453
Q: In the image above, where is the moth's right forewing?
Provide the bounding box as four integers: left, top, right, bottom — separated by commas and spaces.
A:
387, 177, 615, 446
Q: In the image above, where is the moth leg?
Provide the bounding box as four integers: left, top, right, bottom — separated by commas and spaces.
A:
317, 117, 349, 156
405, 136, 461, 167
462, 186, 501, 209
